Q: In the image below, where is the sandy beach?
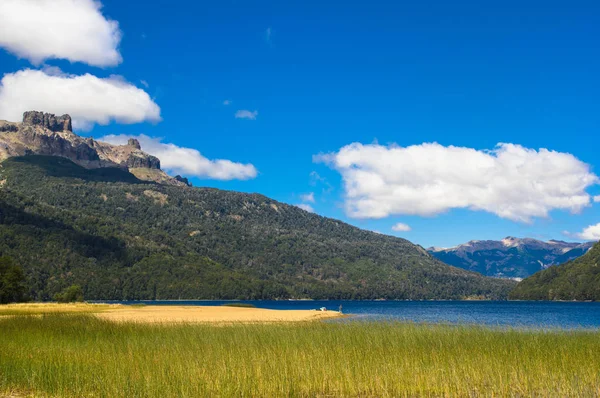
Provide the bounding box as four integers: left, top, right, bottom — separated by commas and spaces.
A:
0, 303, 343, 324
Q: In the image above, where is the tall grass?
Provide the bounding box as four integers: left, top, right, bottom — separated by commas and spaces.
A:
0, 303, 113, 316
1, 315, 599, 397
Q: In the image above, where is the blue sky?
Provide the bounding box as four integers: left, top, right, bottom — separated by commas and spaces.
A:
0, 0, 599, 248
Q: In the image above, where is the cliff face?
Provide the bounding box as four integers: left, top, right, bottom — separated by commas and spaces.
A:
0, 111, 182, 186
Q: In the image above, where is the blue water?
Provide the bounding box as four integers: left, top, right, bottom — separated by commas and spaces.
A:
98, 300, 600, 329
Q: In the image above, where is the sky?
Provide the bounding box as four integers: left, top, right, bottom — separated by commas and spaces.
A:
0, 0, 599, 248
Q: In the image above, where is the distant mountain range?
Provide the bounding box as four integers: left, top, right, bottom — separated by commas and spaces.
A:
510, 241, 600, 301
428, 237, 594, 279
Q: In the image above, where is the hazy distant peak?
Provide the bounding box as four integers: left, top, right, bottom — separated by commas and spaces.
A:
428, 237, 594, 279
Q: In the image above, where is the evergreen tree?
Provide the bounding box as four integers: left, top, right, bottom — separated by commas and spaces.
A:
0, 256, 27, 304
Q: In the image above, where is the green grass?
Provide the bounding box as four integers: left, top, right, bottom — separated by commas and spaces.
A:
1, 315, 599, 397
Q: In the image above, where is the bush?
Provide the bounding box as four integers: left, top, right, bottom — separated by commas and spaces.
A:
54, 285, 84, 303
221, 303, 256, 308
0, 256, 27, 304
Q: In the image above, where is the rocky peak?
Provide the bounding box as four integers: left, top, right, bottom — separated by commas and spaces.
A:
0, 110, 186, 186
23, 111, 72, 132
174, 175, 192, 186
127, 138, 141, 150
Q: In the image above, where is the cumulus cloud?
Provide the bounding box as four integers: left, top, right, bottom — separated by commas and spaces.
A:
574, 224, 600, 241
317, 142, 598, 222
300, 192, 315, 203
594, 196, 600, 203
0, 0, 121, 66
392, 223, 411, 232
235, 110, 258, 120
0, 69, 161, 130
296, 204, 315, 213
100, 134, 258, 181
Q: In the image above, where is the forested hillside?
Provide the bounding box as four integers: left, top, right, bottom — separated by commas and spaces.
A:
0, 156, 515, 301
510, 242, 600, 301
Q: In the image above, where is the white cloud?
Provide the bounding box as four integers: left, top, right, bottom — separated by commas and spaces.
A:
0, 0, 121, 67
100, 134, 258, 181
223, 100, 231, 106
392, 223, 411, 232
140, 80, 149, 88
594, 196, 600, 203
574, 223, 600, 241
300, 192, 315, 203
0, 69, 161, 130
296, 204, 314, 213
265, 27, 273, 44
310, 171, 325, 185
309, 170, 334, 193
317, 142, 598, 222
235, 110, 258, 120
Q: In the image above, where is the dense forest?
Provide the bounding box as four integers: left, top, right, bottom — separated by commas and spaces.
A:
0, 156, 515, 301
510, 241, 600, 301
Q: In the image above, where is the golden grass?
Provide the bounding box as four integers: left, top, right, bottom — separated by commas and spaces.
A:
97, 305, 342, 323
0, 303, 343, 323
1, 314, 599, 397
0, 303, 116, 316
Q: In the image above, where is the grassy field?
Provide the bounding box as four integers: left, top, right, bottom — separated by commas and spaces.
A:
0, 303, 115, 316
1, 314, 600, 397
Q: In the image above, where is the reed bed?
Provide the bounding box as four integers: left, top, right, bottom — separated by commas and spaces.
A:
0, 303, 115, 316
1, 314, 599, 397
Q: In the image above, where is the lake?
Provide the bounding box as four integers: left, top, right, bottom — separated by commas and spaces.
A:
100, 300, 600, 329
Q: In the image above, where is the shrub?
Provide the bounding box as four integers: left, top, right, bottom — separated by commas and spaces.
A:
54, 285, 84, 303
221, 303, 256, 308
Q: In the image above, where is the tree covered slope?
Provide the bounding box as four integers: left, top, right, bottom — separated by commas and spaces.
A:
510, 242, 600, 301
0, 156, 515, 301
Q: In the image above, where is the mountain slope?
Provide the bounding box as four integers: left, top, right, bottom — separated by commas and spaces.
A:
428, 237, 593, 279
510, 242, 600, 301
0, 155, 515, 300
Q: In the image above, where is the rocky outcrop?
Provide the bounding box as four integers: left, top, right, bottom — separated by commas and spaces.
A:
0, 111, 183, 186
127, 138, 141, 150
126, 153, 160, 169
174, 175, 192, 186
0, 122, 18, 133
23, 111, 72, 132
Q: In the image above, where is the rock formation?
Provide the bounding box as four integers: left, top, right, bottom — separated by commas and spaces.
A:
0, 111, 185, 186
23, 111, 72, 132
127, 138, 141, 150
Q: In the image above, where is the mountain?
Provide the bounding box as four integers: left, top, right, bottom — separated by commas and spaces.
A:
428, 237, 593, 279
0, 154, 515, 301
510, 241, 600, 301
0, 111, 185, 186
